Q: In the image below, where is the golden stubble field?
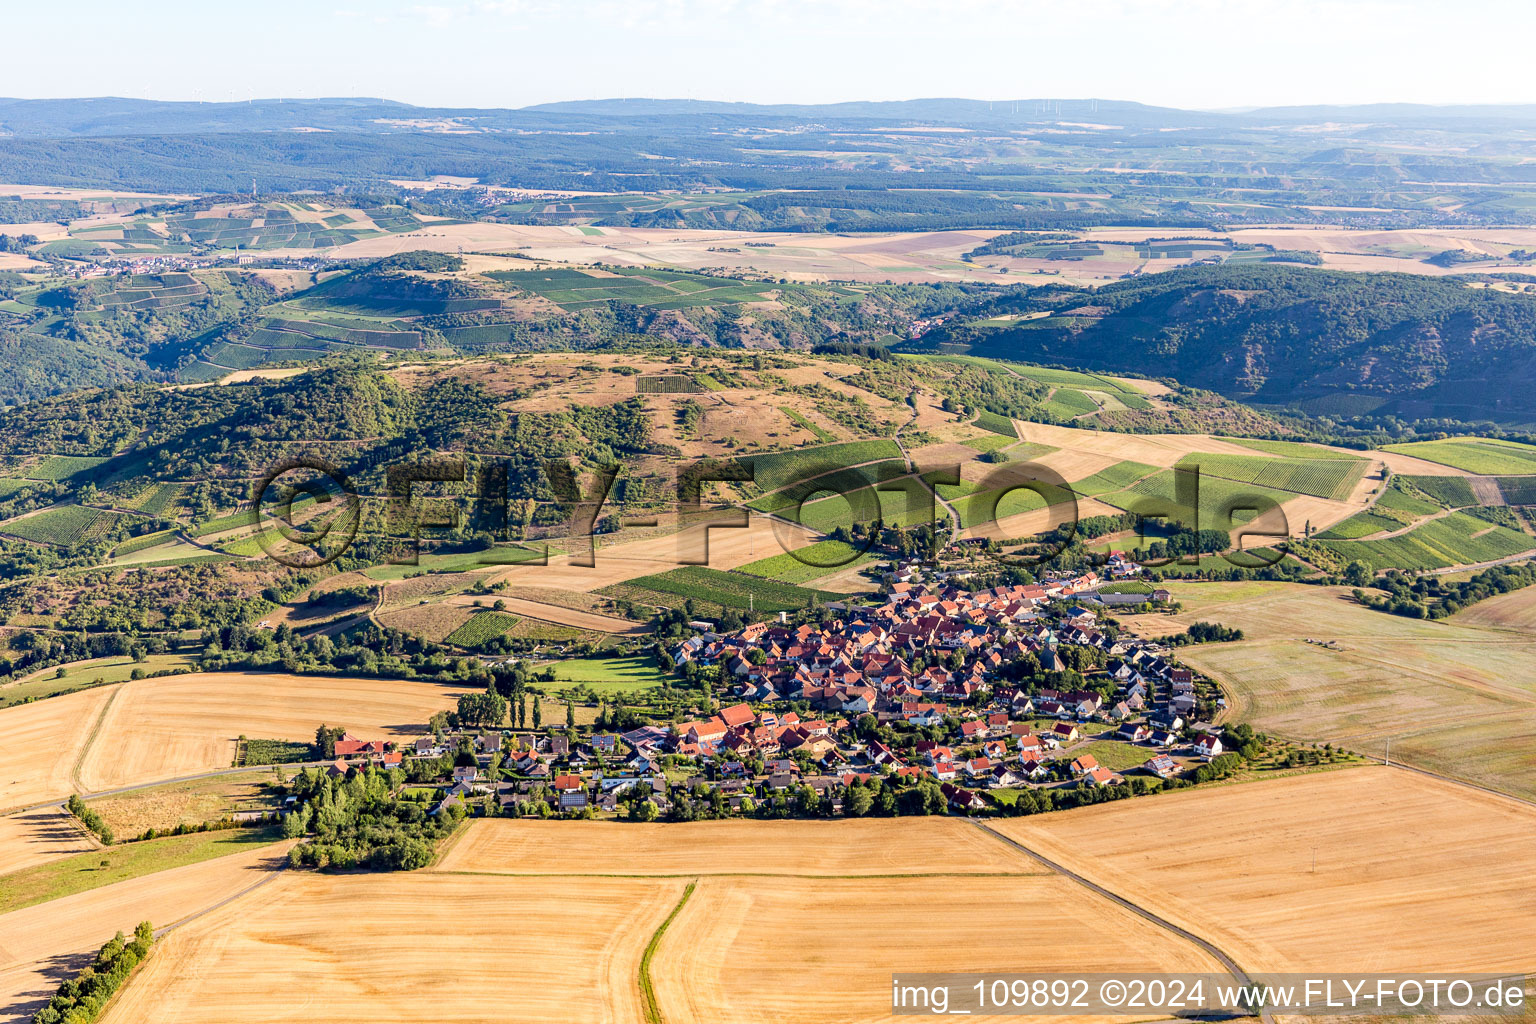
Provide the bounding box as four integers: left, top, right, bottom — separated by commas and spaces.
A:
75, 673, 473, 793
95, 817, 1231, 1024
436, 816, 1031, 876
995, 767, 1536, 974
0, 841, 289, 1024
0, 685, 114, 811
650, 874, 1225, 1024
1119, 581, 1536, 799
101, 873, 684, 1024
0, 807, 94, 876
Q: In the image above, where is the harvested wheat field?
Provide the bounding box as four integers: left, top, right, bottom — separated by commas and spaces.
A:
0, 807, 95, 876
76, 673, 472, 792
995, 767, 1536, 974
488, 511, 816, 592
0, 686, 114, 811
436, 817, 1032, 876
1120, 582, 1536, 798
0, 840, 287, 1024
650, 874, 1226, 1024
1452, 585, 1536, 634
99, 873, 684, 1024
1013, 422, 1264, 468
442, 593, 649, 634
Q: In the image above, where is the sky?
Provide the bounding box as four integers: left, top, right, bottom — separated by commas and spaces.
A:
2, 0, 1533, 111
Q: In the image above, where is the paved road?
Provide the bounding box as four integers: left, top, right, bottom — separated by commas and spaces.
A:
972, 820, 1275, 1024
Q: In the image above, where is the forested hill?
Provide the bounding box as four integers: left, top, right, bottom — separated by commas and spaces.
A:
903, 266, 1536, 424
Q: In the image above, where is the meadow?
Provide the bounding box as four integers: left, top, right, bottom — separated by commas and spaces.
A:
546, 655, 672, 695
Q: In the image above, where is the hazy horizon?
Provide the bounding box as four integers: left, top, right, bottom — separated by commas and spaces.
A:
2, 0, 1533, 111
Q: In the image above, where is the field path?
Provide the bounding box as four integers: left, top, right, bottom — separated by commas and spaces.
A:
972, 821, 1276, 1024
1470, 476, 1506, 505
442, 594, 649, 635
896, 390, 960, 545
70, 683, 125, 791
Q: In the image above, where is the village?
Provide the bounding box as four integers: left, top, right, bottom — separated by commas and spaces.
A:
314, 556, 1244, 821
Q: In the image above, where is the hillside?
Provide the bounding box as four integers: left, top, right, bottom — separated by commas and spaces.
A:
904, 265, 1536, 424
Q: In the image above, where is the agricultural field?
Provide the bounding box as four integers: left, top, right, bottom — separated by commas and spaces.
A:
0, 685, 116, 811
436, 817, 1031, 876
1066, 460, 1160, 496
0, 840, 290, 1024
483, 265, 781, 311
1383, 437, 1536, 475
735, 539, 875, 584
17, 652, 197, 689
1043, 386, 1100, 418
443, 610, 521, 649
1099, 469, 1296, 531
1174, 452, 1367, 501
1400, 474, 1478, 507
99, 873, 684, 1024
1496, 476, 1536, 504
1313, 509, 1532, 571
19, 456, 110, 482
1451, 585, 1536, 632
1228, 438, 1365, 459
0, 808, 94, 877
0, 504, 124, 546
1119, 581, 1536, 800
997, 768, 1536, 973
614, 566, 838, 614
650, 875, 1224, 1024
74, 673, 474, 793
107, 819, 1240, 1024
740, 439, 903, 493
971, 408, 1018, 437
0, 829, 280, 917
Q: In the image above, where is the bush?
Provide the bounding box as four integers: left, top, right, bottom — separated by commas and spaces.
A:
65, 795, 113, 845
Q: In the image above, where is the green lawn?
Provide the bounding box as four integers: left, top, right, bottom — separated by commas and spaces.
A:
0, 830, 281, 916
547, 655, 671, 695
1082, 738, 1156, 772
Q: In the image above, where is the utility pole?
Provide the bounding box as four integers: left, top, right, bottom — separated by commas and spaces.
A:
1384, 737, 1391, 767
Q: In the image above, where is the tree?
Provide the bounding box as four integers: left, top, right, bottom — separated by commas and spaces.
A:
566, 699, 575, 729
532, 694, 542, 730
456, 691, 507, 729
1342, 560, 1373, 588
